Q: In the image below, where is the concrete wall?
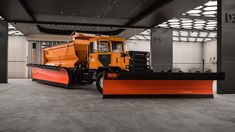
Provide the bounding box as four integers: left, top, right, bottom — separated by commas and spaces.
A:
8, 36, 28, 79
125, 40, 150, 52
203, 40, 217, 72
173, 42, 203, 72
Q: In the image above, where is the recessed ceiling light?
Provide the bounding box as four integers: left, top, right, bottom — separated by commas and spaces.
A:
181, 20, 193, 23
189, 38, 196, 42
204, 1, 217, 6
195, 6, 203, 9
204, 6, 217, 11
173, 37, 179, 41
182, 23, 193, 26
129, 36, 137, 40
207, 21, 217, 24
135, 35, 146, 40
188, 14, 201, 16
199, 32, 208, 37
173, 31, 179, 36
206, 24, 217, 27
170, 25, 181, 28
187, 10, 202, 14
197, 38, 204, 42
184, 27, 193, 29
180, 37, 187, 41
204, 15, 216, 17
194, 26, 204, 30
168, 19, 180, 22
195, 23, 205, 26
205, 27, 215, 30
204, 38, 212, 42
182, 25, 192, 28
180, 31, 189, 36
194, 20, 206, 24
202, 11, 217, 15
141, 30, 150, 35
158, 24, 168, 27
190, 31, 199, 37
208, 32, 217, 38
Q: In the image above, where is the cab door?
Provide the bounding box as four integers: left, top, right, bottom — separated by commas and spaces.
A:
89, 41, 112, 69
110, 41, 129, 70
97, 41, 111, 68
88, 41, 99, 69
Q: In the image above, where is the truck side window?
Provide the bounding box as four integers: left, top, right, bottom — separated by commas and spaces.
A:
112, 41, 123, 52
98, 41, 110, 53
90, 41, 97, 53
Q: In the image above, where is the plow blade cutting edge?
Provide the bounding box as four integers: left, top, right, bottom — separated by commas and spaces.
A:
103, 72, 225, 98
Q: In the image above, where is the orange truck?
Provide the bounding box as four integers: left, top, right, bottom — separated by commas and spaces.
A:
27, 33, 225, 97
27, 33, 150, 93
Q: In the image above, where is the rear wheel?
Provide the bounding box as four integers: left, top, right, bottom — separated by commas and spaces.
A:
96, 72, 104, 94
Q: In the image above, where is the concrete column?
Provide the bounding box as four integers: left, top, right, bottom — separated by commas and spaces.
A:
218, 0, 235, 93
0, 21, 8, 83
151, 28, 172, 71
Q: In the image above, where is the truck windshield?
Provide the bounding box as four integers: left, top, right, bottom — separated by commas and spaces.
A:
112, 41, 123, 52
98, 41, 110, 53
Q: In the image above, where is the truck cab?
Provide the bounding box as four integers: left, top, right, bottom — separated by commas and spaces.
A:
88, 38, 129, 72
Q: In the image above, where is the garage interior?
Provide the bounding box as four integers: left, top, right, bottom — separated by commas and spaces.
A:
0, 0, 235, 131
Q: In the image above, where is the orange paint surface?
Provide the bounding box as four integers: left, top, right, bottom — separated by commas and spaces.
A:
32, 67, 69, 85
103, 80, 213, 95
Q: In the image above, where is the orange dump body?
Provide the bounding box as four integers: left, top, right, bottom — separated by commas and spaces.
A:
42, 40, 89, 68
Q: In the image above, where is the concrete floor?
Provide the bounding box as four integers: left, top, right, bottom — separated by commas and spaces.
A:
0, 79, 235, 132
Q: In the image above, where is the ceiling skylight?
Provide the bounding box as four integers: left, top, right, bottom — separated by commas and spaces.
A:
129, 1, 218, 42
156, 18, 217, 31
173, 30, 217, 42
184, 1, 217, 18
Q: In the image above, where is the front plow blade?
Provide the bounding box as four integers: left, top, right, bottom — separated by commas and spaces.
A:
103, 72, 225, 98
28, 64, 70, 88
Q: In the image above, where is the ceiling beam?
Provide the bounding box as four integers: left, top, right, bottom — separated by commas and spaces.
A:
9, 20, 151, 29
17, 0, 36, 21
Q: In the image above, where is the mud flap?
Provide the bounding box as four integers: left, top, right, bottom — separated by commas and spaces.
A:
103, 72, 225, 98
28, 64, 70, 88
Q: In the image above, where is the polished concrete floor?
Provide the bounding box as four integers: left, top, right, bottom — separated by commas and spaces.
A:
0, 79, 235, 132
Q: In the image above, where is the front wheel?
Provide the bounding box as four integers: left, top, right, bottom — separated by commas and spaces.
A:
96, 72, 104, 94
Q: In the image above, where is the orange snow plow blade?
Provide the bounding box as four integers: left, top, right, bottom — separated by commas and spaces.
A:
27, 41, 85, 87
103, 72, 225, 98
28, 64, 70, 87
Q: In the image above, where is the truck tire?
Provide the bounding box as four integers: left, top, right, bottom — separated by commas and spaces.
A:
96, 72, 104, 94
